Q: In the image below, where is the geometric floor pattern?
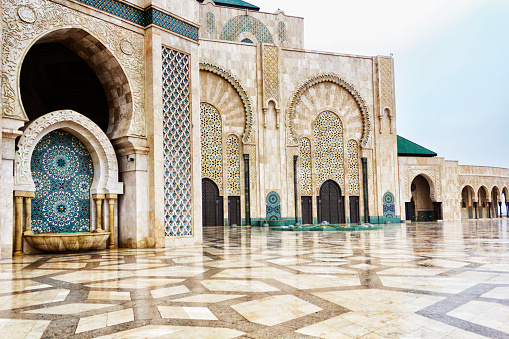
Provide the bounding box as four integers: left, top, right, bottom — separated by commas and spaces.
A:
0, 219, 508, 338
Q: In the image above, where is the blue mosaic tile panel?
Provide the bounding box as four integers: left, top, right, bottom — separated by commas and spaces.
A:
241, 38, 253, 43
226, 135, 240, 196
347, 140, 360, 195
31, 130, 93, 233
277, 21, 286, 43
206, 12, 215, 35
162, 47, 192, 237
220, 16, 273, 43
200, 103, 223, 196
383, 192, 395, 219
299, 138, 312, 196
314, 111, 344, 193
266, 191, 281, 220
74, 0, 198, 41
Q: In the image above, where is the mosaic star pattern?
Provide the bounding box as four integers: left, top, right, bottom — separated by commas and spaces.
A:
0, 220, 508, 338
220, 16, 274, 43
299, 138, 312, 196
383, 191, 396, 219
200, 103, 223, 195
31, 130, 93, 233
162, 47, 192, 237
314, 111, 344, 193
266, 191, 281, 220
226, 135, 240, 196
347, 139, 360, 195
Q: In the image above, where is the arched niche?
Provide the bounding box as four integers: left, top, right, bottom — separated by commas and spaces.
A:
19, 28, 135, 139
14, 110, 123, 195
199, 62, 253, 143
287, 73, 371, 148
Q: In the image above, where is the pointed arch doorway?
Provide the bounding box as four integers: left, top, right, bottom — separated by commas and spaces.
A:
318, 180, 344, 224
202, 178, 223, 226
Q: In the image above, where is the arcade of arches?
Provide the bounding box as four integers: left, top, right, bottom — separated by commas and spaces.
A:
1, 0, 509, 259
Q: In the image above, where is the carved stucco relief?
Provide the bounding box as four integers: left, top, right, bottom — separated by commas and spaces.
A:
2, 0, 145, 137
15, 110, 123, 195
378, 57, 394, 134
200, 62, 255, 144
263, 45, 278, 104
404, 165, 442, 202
286, 73, 371, 148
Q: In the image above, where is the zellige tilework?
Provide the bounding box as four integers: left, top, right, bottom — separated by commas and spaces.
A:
31, 130, 93, 233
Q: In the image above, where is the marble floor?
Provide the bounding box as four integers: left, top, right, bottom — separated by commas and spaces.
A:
1, 220, 509, 338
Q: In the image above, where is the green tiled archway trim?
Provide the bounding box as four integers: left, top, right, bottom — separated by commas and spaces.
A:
74, 0, 199, 41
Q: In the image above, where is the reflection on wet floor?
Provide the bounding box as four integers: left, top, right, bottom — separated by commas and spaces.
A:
0, 220, 508, 338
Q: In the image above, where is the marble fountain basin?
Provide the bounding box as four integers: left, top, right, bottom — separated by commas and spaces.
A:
24, 232, 110, 252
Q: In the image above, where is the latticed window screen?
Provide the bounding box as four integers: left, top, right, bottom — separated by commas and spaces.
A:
162, 47, 192, 237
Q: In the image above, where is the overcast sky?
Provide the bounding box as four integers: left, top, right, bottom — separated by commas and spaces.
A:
253, 0, 509, 169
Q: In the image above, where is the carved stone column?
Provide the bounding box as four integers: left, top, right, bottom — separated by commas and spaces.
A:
24, 192, 35, 235
93, 194, 105, 232
13, 195, 24, 256
106, 194, 117, 248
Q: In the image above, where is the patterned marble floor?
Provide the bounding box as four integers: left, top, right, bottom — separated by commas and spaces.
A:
1, 220, 509, 338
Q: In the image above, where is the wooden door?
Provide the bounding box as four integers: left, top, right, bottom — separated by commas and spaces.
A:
301, 196, 312, 225
349, 196, 360, 224
228, 196, 241, 226
319, 180, 343, 224
202, 179, 222, 226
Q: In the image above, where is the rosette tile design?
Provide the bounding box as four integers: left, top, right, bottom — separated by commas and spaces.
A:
31, 130, 92, 233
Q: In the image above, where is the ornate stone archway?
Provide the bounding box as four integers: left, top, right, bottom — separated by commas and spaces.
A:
15, 110, 123, 195
199, 62, 254, 144
286, 73, 371, 148
2, 0, 145, 138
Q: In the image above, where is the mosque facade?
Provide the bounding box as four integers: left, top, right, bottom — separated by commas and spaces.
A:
0, 0, 508, 257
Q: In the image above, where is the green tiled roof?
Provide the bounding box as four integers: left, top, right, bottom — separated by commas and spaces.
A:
397, 135, 437, 157
203, 0, 260, 10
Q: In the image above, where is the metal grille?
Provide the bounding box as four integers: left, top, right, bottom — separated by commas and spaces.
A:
162, 47, 192, 237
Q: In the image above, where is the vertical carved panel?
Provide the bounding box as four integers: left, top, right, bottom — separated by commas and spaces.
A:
200, 103, 223, 195
379, 57, 394, 134
299, 138, 312, 196
226, 135, 240, 196
314, 112, 344, 194
262, 45, 278, 104
162, 47, 192, 237
380, 57, 393, 109
347, 140, 360, 195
